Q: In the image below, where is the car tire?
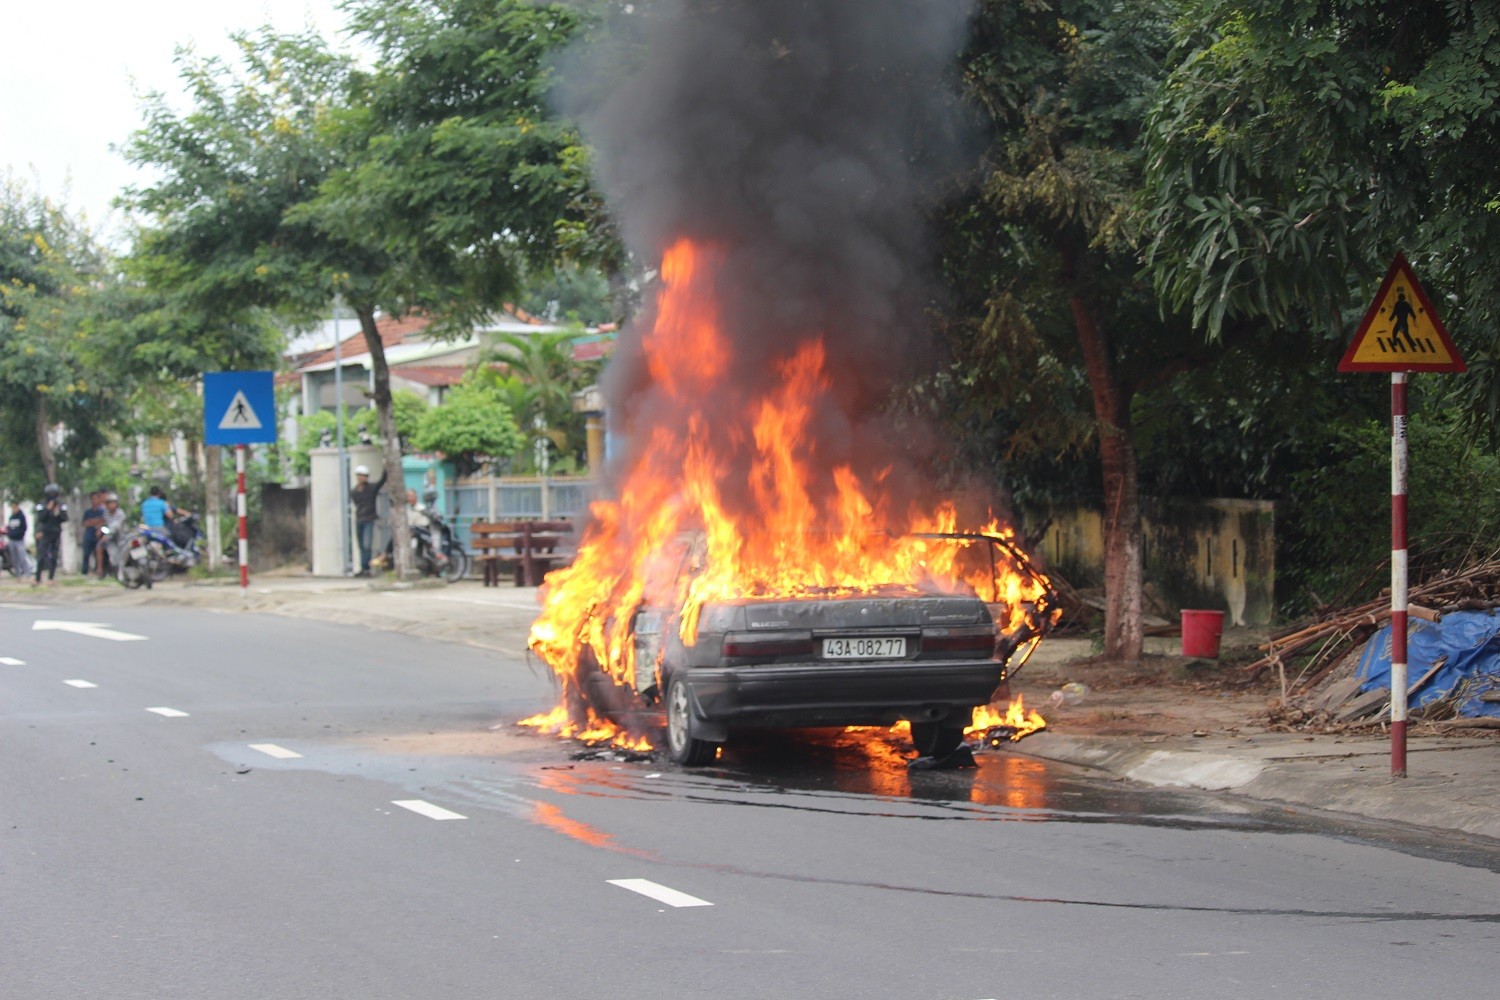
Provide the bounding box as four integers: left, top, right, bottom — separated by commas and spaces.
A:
909, 720, 966, 758
665, 674, 720, 766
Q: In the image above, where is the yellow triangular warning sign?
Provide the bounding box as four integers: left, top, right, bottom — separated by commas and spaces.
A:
1339, 254, 1466, 372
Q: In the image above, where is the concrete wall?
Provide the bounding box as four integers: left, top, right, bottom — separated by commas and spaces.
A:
308, 444, 382, 576
1035, 499, 1276, 626
257, 484, 308, 571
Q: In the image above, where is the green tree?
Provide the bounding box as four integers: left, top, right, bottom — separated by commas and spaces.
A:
484, 330, 600, 470
517, 263, 614, 325
1142, 1, 1500, 436
1138, 0, 1500, 609
289, 406, 382, 477
0, 173, 119, 494
940, 1, 1210, 663
409, 375, 524, 475
125, 7, 607, 574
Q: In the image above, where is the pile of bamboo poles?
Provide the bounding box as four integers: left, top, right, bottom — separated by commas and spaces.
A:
1243, 559, 1500, 695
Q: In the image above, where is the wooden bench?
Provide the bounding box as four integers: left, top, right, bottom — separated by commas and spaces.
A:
469, 519, 577, 587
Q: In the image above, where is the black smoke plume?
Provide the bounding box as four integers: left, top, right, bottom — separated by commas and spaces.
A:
562, 0, 979, 520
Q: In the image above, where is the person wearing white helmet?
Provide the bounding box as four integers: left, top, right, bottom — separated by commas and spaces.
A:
350, 464, 387, 576
98, 493, 126, 579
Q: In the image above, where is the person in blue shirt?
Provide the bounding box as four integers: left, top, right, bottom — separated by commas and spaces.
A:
140, 486, 184, 529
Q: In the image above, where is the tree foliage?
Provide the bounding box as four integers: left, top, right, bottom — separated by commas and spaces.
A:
409, 375, 524, 475
321, 0, 606, 332
1142, 0, 1500, 437
938, 0, 1198, 660
0, 173, 119, 494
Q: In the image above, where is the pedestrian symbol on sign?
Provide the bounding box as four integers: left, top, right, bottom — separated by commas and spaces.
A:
218, 390, 263, 430
1339, 254, 1465, 373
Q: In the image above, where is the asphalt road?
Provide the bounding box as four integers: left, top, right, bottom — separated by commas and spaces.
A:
3, 603, 1497, 1000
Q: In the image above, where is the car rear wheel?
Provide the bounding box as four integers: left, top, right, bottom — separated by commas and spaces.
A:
665, 675, 720, 766
909, 720, 966, 758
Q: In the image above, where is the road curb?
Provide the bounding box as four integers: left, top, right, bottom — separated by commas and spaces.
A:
1013, 733, 1265, 791
1012, 731, 1500, 844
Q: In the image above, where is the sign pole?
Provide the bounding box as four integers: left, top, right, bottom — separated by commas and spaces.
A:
1390, 374, 1409, 777
237, 445, 249, 599
203, 371, 275, 599
1338, 254, 1465, 780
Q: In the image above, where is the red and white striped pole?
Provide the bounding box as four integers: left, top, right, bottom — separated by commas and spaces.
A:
1390, 374, 1409, 778
236, 445, 249, 598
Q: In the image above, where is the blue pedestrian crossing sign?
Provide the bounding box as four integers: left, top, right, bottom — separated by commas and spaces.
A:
203, 371, 277, 445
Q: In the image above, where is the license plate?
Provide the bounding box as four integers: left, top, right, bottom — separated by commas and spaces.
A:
822, 636, 906, 659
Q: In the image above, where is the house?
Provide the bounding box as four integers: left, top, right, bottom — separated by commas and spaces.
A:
284, 306, 571, 415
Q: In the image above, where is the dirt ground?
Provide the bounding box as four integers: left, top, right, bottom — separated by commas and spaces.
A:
1011, 624, 1500, 744
1010, 627, 1290, 739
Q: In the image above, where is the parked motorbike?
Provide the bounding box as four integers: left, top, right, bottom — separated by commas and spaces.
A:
108, 525, 165, 589
0, 539, 17, 577
412, 508, 468, 583
134, 513, 203, 581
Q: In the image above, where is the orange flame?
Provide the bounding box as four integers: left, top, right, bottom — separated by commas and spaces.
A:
523, 239, 1056, 750
965, 694, 1048, 742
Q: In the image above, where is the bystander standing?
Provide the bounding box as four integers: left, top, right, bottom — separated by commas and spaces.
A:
81, 490, 105, 575
350, 464, 388, 577
33, 484, 68, 585
5, 501, 32, 578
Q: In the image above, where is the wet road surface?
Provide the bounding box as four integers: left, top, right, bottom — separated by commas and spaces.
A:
4, 604, 1497, 999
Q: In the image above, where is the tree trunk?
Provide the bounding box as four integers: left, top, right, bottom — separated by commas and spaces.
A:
35, 395, 56, 484
204, 442, 223, 572
1071, 294, 1144, 666
355, 304, 413, 578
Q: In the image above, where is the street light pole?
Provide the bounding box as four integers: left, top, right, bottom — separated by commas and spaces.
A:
334, 295, 351, 576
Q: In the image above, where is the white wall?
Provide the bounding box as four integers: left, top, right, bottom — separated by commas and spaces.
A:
308, 444, 382, 577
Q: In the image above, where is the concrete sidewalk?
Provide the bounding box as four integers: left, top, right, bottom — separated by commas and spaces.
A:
12, 571, 1499, 847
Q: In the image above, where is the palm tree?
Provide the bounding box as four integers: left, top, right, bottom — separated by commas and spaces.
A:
486, 331, 597, 470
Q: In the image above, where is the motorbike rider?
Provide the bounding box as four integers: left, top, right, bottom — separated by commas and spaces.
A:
140, 485, 186, 529
33, 484, 68, 585
405, 489, 430, 530
385, 489, 433, 566
6, 501, 32, 578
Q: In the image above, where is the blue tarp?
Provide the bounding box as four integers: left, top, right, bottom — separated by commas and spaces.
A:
1355, 610, 1500, 718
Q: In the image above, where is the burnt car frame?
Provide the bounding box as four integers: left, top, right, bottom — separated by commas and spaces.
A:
582, 531, 1056, 765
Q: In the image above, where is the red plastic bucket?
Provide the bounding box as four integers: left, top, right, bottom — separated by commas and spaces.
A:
1181, 609, 1225, 658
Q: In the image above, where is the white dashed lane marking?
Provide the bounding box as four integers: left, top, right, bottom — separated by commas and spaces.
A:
0, 657, 24, 666
392, 800, 467, 821
607, 879, 714, 908
248, 743, 303, 760
62, 679, 97, 688
146, 707, 189, 717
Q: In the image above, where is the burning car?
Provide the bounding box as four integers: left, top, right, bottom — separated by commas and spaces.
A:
540, 528, 1055, 765
651, 531, 1052, 764
523, 240, 1057, 764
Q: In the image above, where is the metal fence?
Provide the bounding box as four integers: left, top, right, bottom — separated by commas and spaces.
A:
442, 476, 597, 548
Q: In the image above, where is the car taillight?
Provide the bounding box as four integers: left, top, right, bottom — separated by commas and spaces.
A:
922, 625, 997, 654
722, 630, 814, 658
